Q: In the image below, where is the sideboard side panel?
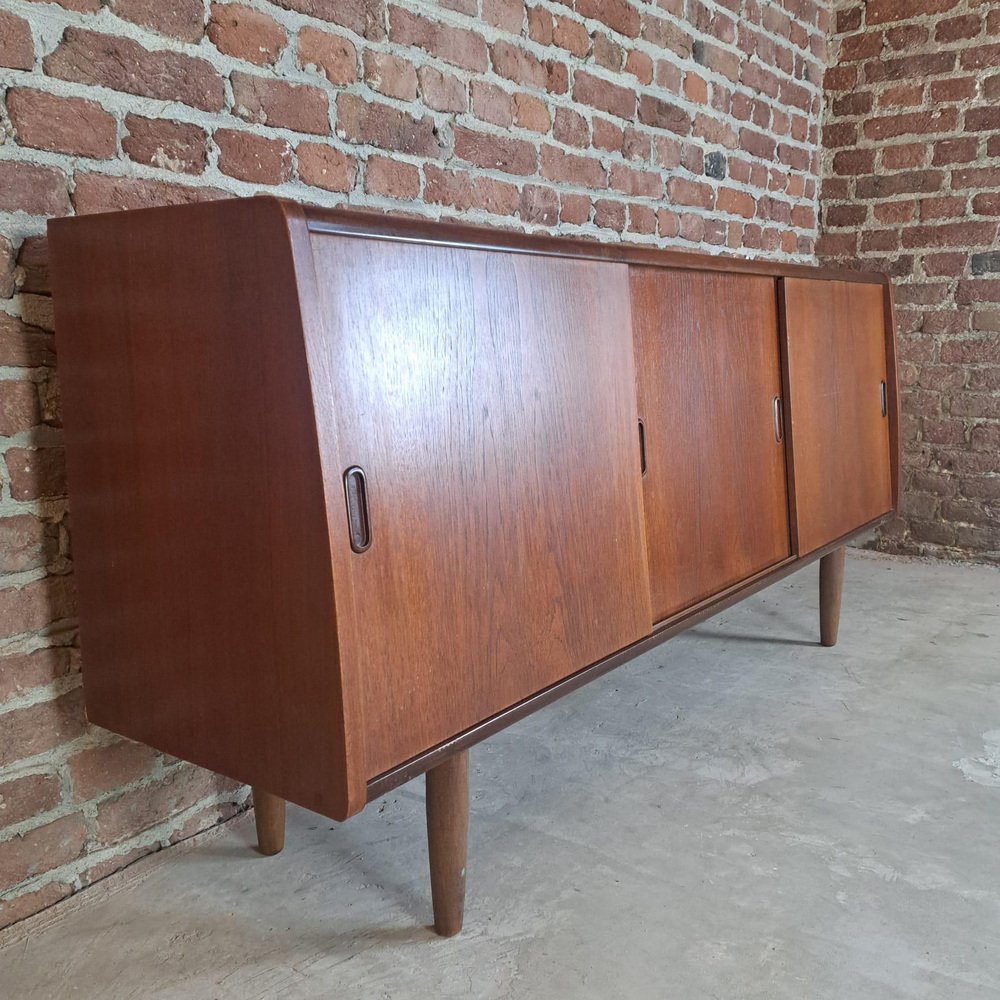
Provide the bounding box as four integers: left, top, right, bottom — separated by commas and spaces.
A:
48, 198, 356, 820
307, 236, 653, 778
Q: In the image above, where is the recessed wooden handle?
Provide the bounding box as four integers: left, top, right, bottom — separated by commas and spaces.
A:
880, 380, 888, 418
343, 466, 371, 553
772, 396, 784, 443
638, 418, 647, 476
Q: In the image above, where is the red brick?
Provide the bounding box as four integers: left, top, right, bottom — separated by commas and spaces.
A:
667, 177, 714, 210
901, 222, 998, 249
540, 145, 606, 187
594, 199, 626, 231
5, 446, 65, 500
0, 315, 55, 369
609, 163, 661, 198
833, 148, 875, 175
483, 0, 525, 32
454, 128, 537, 176
878, 84, 924, 108
867, 0, 960, 25
574, 71, 636, 119
637, 94, 689, 134
961, 43, 1000, 70
472, 81, 513, 127
232, 71, 329, 135
527, 6, 553, 45
363, 50, 418, 101
110, 0, 204, 42
297, 143, 357, 192
44, 28, 224, 112
514, 93, 550, 133
388, 6, 487, 71
873, 200, 916, 224
839, 31, 884, 62
0, 814, 86, 888
560, 193, 591, 225
593, 34, 623, 71
0, 377, 40, 436
932, 137, 978, 166
826, 204, 867, 228
576, 0, 639, 38
553, 14, 589, 57
931, 77, 977, 102
337, 94, 438, 155
207, 4, 287, 66
215, 128, 292, 184
882, 143, 926, 170
592, 117, 624, 153
625, 50, 654, 86
0, 685, 83, 767
417, 67, 467, 112
122, 115, 208, 176
423, 165, 519, 216
0, 11, 34, 70
0, 162, 70, 218
717, 186, 756, 217
886, 24, 928, 49
966, 107, 1000, 132
297, 26, 356, 86
72, 174, 225, 215
272, 0, 385, 39
519, 184, 559, 226
0, 648, 73, 707
68, 741, 161, 802
864, 109, 958, 140
8, 89, 115, 160
94, 766, 237, 845
0, 514, 55, 574
973, 193, 1000, 216
937, 13, 982, 42
364, 156, 420, 199
953, 167, 1000, 189
867, 51, 955, 82
491, 38, 548, 89
628, 203, 657, 235
0, 773, 61, 828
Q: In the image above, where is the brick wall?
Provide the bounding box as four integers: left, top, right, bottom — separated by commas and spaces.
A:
819, 0, 1000, 563
0, 0, 828, 928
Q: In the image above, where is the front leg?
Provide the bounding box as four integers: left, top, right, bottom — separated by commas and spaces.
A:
252, 787, 286, 855
819, 546, 846, 647
425, 751, 470, 937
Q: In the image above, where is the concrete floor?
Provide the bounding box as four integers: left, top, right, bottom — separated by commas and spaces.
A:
2, 551, 999, 999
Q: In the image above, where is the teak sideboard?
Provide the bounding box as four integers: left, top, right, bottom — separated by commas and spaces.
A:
49, 197, 899, 936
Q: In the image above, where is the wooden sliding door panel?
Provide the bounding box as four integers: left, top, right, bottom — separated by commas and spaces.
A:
308, 236, 653, 778
781, 278, 892, 555
631, 269, 791, 622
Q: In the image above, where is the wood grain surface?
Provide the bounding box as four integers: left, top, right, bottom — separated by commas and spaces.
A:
780, 278, 893, 555
307, 235, 653, 778
49, 198, 361, 820
631, 268, 791, 621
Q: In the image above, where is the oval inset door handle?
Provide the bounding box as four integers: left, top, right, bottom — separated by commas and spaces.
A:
343, 466, 371, 553
773, 396, 784, 443
880, 380, 888, 418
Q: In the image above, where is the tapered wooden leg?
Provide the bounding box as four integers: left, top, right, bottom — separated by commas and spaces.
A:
819, 546, 846, 648
252, 787, 285, 856
425, 751, 469, 937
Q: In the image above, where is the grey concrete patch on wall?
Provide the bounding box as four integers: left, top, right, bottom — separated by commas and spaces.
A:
1, 551, 998, 999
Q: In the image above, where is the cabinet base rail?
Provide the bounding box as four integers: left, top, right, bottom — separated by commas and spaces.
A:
251, 544, 850, 936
